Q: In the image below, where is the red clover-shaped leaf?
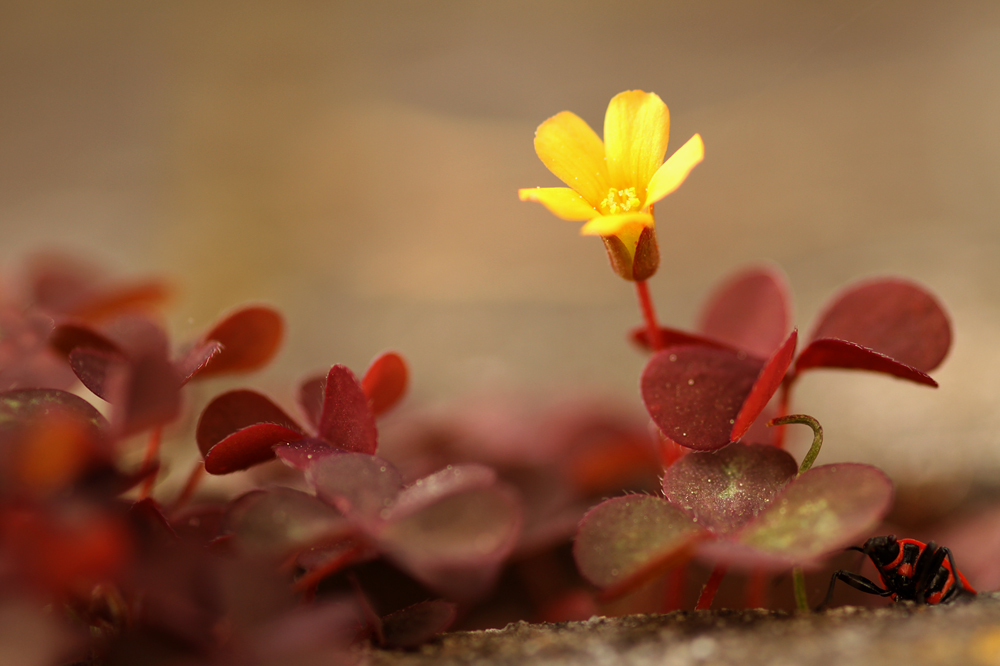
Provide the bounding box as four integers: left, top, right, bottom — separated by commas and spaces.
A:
107, 353, 182, 437
197, 390, 305, 474
0, 388, 109, 439
225, 488, 350, 557
193, 306, 284, 379
175, 341, 223, 384
662, 443, 798, 535
361, 351, 408, 417
699, 463, 894, 570
318, 365, 378, 454
803, 278, 951, 373
574, 495, 704, 597
698, 266, 792, 359
794, 339, 938, 387
730, 329, 797, 441
67, 348, 121, 401
641, 346, 764, 451
306, 452, 403, 523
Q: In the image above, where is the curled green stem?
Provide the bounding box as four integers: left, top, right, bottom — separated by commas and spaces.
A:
767, 414, 823, 474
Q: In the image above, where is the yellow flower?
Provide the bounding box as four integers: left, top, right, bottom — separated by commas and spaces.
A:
518, 90, 704, 281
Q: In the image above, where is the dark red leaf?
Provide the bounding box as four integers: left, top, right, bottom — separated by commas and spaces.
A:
69, 281, 173, 323
731, 329, 797, 441
318, 366, 378, 454
808, 278, 951, 372
361, 351, 408, 417
573, 495, 704, 597
662, 443, 798, 535
100, 315, 170, 359
380, 600, 457, 649
175, 341, 223, 384
196, 390, 304, 458
794, 338, 938, 387
297, 374, 325, 430
630, 325, 735, 352
106, 353, 182, 437
193, 306, 284, 379
49, 323, 121, 359
0, 388, 109, 436
698, 463, 894, 571
698, 266, 792, 359
641, 346, 764, 451
203, 424, 305, 475
68, 348, 123, 401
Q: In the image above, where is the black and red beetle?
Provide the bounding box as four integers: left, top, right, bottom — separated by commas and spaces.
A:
818, 535, 976, 609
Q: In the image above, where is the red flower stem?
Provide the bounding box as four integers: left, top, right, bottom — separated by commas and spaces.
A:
661, 565, 688, 612
292, 543, 367, 595
635, 280, 664, 351
169, 461, 205, 513
744, 570, 769, 609
696, 565, 727, 610
138, 426, 164, 500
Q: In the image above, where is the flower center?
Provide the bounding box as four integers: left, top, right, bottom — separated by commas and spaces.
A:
600, 187, 641, 215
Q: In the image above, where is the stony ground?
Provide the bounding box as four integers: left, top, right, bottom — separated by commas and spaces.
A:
364, 593, 1000, 666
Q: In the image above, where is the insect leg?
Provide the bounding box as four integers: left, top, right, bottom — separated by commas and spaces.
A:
816, 571, 893, 611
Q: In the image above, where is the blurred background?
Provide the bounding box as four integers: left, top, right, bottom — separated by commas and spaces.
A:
1, 0, 999, 486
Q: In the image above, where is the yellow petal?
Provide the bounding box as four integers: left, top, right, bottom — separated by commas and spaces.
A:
644, 134, 704, 207
518, 187, 599, 221
603, 91, 670, 201
579, 212, 653, 237
533, 111, 610, 208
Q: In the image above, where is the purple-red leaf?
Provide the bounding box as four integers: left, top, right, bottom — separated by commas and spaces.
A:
698, 266, 792, 359
808, 278, 951, 372
380, 600, 457, 649
641, 346, 764, 451
318, 365, 378, 454
362, 351, 408, 417
573, 494, 704, 596
630, 326, 735, 352
698, 463, 894, 570
662, 443, 798, 535
197, 390, 304, 457
731, 329, 797, 441
794, 338, 938, 387
384, 464, 498, 522
297, 374, 325, 430
193, 306, 284, 379
225, 488, 349, 557
376, 482, 522, 602
306, 453, 403, 522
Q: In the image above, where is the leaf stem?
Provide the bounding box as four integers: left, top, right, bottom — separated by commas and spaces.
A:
744, 569, 769, 609
138, 426, 164, 499
767, 414, 823, 474
169, 461, 205, 513
695, 565, 727, 610
793, 567, 809, 612
635, 280, 663, 351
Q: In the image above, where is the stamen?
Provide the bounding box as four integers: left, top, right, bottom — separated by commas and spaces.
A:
600, 186, 641, 214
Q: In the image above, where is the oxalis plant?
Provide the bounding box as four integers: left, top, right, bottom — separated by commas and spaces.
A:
0, 89, 957, 664
518, 90, 950, 611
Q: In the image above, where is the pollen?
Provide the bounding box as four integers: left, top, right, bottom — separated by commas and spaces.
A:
600, 187, 641, 214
